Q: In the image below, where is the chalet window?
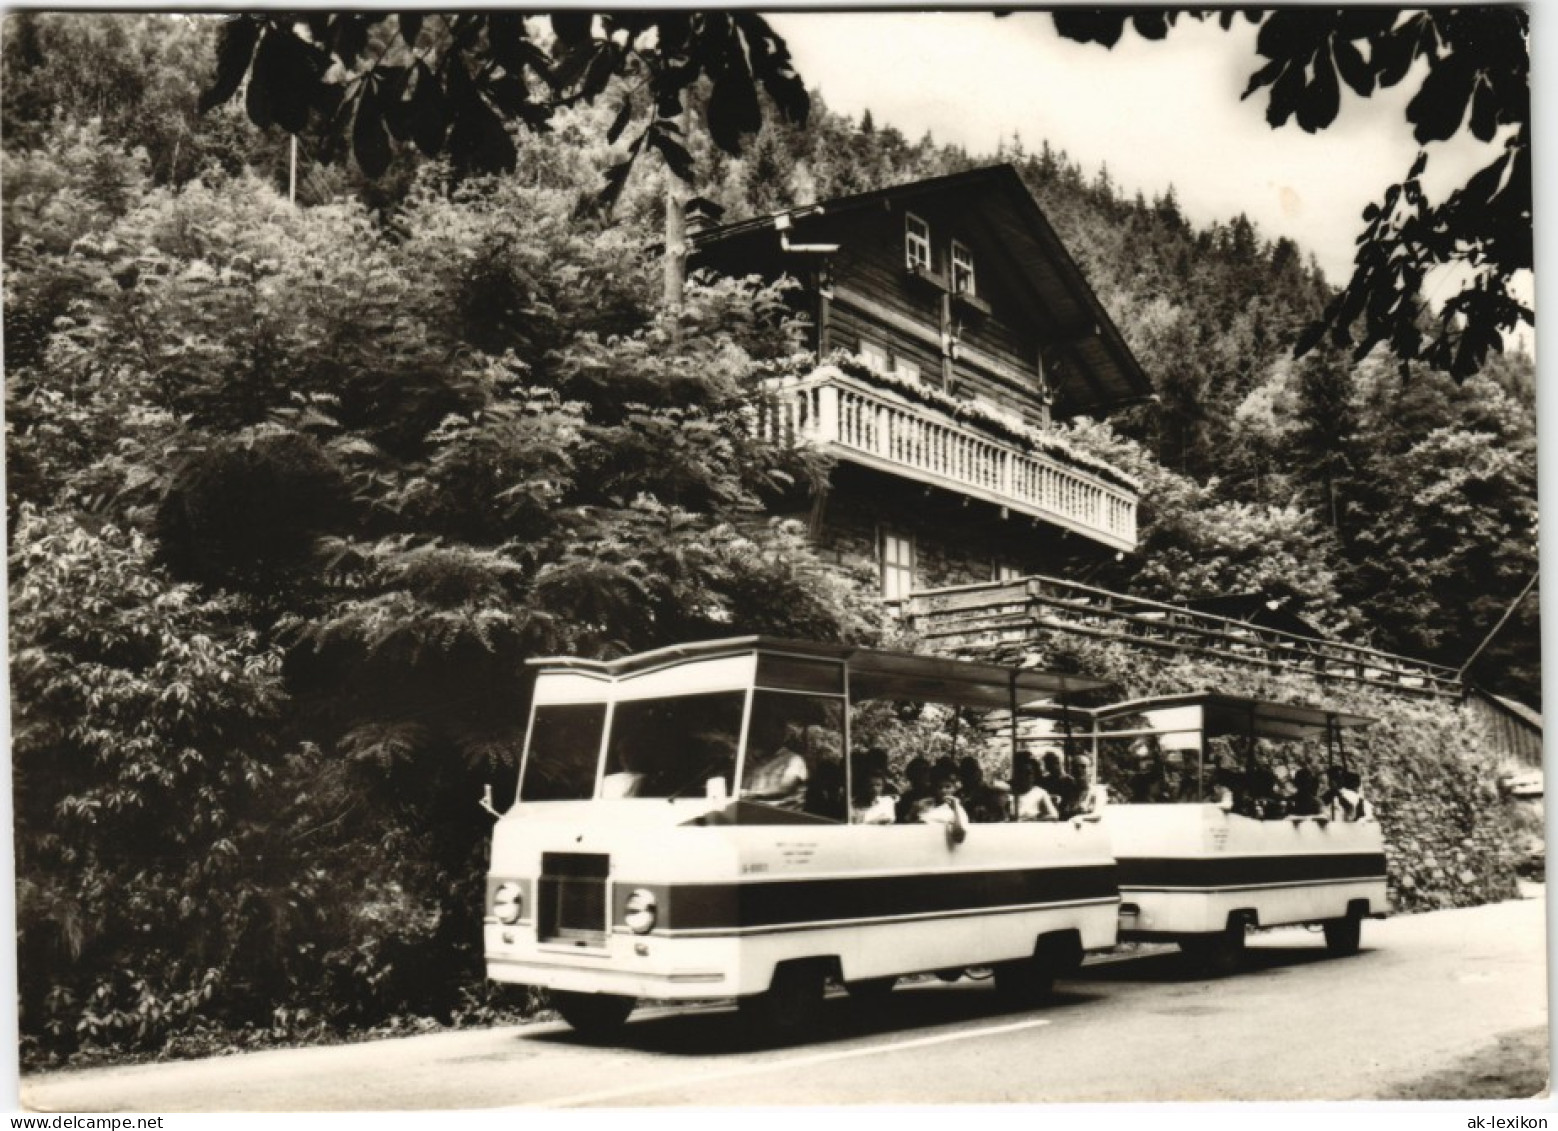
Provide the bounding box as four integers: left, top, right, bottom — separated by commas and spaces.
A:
951, 240, 976, 295
881, 530, 915, 601
905, 213, 932, 272
859, 340, 889, 373
894, 357, 921, 384
994, 561, 1024, 583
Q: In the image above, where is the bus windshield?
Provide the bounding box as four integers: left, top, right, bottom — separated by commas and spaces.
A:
519, 702, 607, 801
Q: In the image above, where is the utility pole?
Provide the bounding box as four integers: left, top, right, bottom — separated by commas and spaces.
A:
664, 172, 687, 333
289, 135, 298, 205
662, 94, 688, 347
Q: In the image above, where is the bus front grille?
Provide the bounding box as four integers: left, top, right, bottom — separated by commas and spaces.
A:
538, 852, 609, 945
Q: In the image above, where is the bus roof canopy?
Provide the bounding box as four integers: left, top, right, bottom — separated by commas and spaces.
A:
1092, 692, 1375, 741
528, 636, 1108, 709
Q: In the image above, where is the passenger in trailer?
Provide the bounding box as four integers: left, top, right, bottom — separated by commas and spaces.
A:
1008, 758, 1060, 821
1069, 754, 1108, 817
1204, 763, 1238, 811
1145, 756, 1189, 804
1289, 767, 1326, 817
1124, 741, 1161, 804
1326, 768, 1373, 821
1273, 764, 1300, 811
1236, 766, 1287, 819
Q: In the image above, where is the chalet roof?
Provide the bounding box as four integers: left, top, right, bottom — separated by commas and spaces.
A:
1489, 692, 1543, 731
690, 164, 1153, 417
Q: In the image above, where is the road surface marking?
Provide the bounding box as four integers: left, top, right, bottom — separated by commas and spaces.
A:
530, 1017, 1054, 1107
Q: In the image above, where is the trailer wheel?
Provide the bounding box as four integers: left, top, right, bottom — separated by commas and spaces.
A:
739, 961, 828, 1041
1323, 915, 1362, 956
993, 957, 1054, 1007
844, 976, 897, 1003
552, 991, 635, 1039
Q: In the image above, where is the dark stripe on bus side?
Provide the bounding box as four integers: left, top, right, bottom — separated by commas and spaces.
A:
612, 864, 1120, 932
1115, 853, 1387, 889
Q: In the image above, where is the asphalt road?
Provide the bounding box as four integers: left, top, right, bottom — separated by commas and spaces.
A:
22, 893, 1549, 1111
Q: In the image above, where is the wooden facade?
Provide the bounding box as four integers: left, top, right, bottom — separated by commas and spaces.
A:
693, 165, 1152, 598
1467, 689, 1544, 770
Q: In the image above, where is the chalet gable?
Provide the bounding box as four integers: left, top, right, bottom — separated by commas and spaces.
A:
691, 164, 1152, 419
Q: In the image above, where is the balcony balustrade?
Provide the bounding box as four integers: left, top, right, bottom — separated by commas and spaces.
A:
762, 369, 1138, 551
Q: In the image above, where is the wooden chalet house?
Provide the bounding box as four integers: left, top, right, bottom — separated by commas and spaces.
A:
687, 165, 1542, 761
690, 164, 1152, 600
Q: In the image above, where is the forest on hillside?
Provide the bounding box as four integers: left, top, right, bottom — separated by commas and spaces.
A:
4, 14, 1537, 1063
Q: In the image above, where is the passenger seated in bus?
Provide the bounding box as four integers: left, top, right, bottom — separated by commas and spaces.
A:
897, 756, 932, 822
860, 745, 898, 797
741, 723, 810, 809
914, 766, 969, 843
851, 755, 899, 825
1288, 767, 1325, 817
1008, 760, 1060, 821
1069, 753, 1108, 817
1039, 751, 1079, 815
600, 771, 644, 798
958, 756, 1008, 823
806, 757, 846, 820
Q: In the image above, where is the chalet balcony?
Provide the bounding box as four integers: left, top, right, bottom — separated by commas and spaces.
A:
762, 367, 1138, 552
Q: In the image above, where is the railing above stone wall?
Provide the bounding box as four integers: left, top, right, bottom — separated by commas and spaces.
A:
761, 369, 1138, 552
907, 575, 1463, 700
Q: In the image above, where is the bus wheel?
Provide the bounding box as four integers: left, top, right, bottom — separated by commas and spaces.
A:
845, 976, 897, 1003
552, 991, 635, 1039
1323, 915, 1362, 956
740, 961, 827, 1041
993, 956, 1054, 1007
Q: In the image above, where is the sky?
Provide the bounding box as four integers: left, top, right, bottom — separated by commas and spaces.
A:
769, 11, 1514, 288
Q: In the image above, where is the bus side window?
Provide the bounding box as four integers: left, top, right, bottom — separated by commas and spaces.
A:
742, 694, 847, 821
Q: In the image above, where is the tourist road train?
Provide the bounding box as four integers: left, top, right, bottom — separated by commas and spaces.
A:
482, 636, 1387, 1038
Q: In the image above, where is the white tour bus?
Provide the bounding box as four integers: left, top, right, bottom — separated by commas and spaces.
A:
1092, 692, 1388, 971
484, 636, 1119, 1037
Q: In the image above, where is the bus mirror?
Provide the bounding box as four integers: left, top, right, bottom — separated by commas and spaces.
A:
480, 783, 500, 818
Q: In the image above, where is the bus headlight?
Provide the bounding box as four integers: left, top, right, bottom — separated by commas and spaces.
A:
493, 882, 523, 924
625, 889, 658, 935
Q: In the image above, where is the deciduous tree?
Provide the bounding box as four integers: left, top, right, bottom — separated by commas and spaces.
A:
1050, 9, 1531, 379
